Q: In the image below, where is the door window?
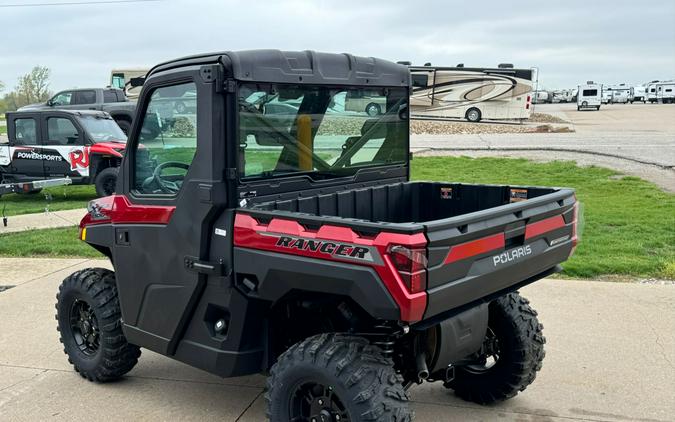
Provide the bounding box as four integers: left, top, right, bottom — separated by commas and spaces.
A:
46, 117, 80, 145
13, 118, 37, 145
132, 82, 198, 196
71, 90, 97, 105
51, 91, 73, 106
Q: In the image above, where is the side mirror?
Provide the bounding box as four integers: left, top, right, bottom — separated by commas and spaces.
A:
47, 99, 54, 106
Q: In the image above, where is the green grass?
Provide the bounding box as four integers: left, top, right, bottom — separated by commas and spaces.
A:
0, 227, 100, 258
1, 156, 674, 280
412, 157, 675, 280
0, 185, 96, 216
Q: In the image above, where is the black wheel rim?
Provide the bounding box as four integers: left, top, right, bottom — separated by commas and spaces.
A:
289, 381, 349, 422
464, 327, 500, 374
69, 299, 100, 356
102, 176, 116, 196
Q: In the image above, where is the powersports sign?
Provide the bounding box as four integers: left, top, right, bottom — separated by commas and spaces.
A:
1, 146, 93, 176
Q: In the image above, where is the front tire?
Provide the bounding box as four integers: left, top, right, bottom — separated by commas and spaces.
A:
446, 292, 545, 405
266, 333, 412, 422
94, 167, 119, 197
56, 268, 141, 382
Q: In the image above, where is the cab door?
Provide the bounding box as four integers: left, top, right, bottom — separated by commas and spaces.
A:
110, 66, 230, 357
41, 114, 87, 178
7, 114, 45, 180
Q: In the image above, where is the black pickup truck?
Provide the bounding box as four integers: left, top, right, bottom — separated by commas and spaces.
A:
56, 50, 578, 421
19, 88, 136, 134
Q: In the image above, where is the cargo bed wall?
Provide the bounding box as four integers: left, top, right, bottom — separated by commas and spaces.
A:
252, 182, 557, 224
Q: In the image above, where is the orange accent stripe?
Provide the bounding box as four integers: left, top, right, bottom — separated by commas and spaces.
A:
444, 233, 505, 265
525, 215, 565, 239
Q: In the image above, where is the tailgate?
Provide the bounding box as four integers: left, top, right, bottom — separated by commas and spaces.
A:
423, 188, 577, 319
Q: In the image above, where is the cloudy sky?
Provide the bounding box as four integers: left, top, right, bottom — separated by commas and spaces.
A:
1, 0, 674, 93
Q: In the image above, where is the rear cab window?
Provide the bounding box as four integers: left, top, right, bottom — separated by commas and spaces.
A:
238, 83, 408, 180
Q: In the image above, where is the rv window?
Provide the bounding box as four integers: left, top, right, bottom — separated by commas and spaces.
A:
582, 89, 598, 96
411, 74, 428, 88
666, 89, 673, 92
650, 88, 656, 92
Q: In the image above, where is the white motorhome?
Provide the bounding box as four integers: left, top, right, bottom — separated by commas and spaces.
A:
630, 86, 647, 103
110, 68, 149, 99
577, 82, 602, 110
408, 64, 534, 122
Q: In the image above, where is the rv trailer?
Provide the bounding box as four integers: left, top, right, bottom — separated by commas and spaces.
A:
601, 86, 613, 104
609, 84, 630, 104
408, 64, 534, 122
531, 90, 549, 104
577, 82, 602, 110
630, 85, 647, 103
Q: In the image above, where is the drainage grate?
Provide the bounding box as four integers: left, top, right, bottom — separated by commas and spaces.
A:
0, 285, 15, 293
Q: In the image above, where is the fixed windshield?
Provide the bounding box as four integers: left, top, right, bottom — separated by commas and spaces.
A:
78, 115, 127, 143
238, 83, 408, 179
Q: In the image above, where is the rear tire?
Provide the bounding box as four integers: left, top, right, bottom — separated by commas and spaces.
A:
266, 333, 412, 422
56, 268, 141, 382
94, 167, 118, 197
365, 103, 381, 117
445, 292, 545, 405
466, 107, 481, 122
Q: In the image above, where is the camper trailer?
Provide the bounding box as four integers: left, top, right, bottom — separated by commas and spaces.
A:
601, 87, 613, 104
609, 84, 630, 104
577, 82, 602, 110
110, 69, 149, 99
630, 86, 647, 103
531, 90, 549, 104
408, 64, 534, 122
655, 81, 675, 104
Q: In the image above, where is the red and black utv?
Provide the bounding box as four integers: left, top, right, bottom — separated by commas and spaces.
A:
0, 110, 126, 197
56, 50, 578, 421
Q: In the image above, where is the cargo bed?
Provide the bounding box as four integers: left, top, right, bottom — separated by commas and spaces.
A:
241, 181, 578, 320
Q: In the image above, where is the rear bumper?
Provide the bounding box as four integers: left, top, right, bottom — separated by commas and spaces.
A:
423, 239, 572, 319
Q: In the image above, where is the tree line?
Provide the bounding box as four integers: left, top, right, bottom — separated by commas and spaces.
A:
0, 66, 52, 114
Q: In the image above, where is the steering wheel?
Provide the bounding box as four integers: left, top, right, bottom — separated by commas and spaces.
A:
143, 161, 189, 194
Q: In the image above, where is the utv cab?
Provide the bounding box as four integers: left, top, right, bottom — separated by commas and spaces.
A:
0, 110, 126, 196
57, 50, 578, 421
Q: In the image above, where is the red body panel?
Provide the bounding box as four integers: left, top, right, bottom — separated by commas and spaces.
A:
234, 213, 428, 322
90, 142, 125, 157
80, 195, 175, 228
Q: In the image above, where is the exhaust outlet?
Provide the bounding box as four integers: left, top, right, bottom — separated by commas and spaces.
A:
416, 352, 429, 382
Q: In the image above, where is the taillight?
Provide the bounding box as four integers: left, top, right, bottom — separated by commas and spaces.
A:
569, 200, 580, 257
526, 95, 531, 109
387, 245, 428, 293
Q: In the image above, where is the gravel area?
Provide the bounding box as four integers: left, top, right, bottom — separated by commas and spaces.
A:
528, 112, 570, 124
410, 119, 572, 135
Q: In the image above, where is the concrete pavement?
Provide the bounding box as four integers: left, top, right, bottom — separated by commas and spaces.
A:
1, 258, 673, 421
0, 208, 85, 234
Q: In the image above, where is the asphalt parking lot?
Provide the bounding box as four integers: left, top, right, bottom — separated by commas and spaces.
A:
1, 258, 673, 421
412, 103, 675, 192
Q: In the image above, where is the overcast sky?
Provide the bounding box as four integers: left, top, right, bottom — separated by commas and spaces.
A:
1, 0, 674, 94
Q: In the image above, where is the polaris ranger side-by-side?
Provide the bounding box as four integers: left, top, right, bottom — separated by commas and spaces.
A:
1, 110, 126, 197
57, 50, 578, 421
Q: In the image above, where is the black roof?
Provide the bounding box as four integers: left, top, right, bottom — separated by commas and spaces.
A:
147, 50, 410, 87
